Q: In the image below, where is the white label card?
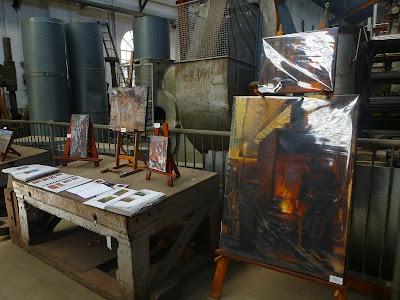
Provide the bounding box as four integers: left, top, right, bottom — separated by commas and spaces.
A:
154, 123, 161, 128
329, 275, 343, 285
67, 134, 72, 138
121, 128, 127, 133
106, 236, 112, 250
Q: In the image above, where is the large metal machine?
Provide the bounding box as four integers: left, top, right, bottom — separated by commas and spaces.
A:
0, 38, 19, 120
132, 0, 261, 140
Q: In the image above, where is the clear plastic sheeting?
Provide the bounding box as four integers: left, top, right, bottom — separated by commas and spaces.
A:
258, 28, 339, 94
219, 95, 359, 282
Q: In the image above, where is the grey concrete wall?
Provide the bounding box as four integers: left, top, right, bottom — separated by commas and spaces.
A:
252, 0, 327, 38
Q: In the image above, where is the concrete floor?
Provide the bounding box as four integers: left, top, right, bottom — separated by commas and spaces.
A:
0, 233, 379, 300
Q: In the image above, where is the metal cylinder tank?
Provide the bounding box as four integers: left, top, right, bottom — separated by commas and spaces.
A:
133, 16, 170, 60
65, 22, 108, 124
21, 17, 70, 122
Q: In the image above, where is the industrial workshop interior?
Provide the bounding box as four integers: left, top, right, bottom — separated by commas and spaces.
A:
1, 0, 400, 299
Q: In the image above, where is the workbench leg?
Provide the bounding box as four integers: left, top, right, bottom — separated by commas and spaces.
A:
210, 255, 230, 299
17, 199, 31, 247
208, 201, 221, 255
117, 235, 150, 300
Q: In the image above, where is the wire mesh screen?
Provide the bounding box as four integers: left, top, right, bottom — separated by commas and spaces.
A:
133, 63, 154, 126
176, 0, 260, 66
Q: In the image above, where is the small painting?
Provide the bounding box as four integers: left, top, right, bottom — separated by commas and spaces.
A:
0, 129, 14, 154
110, 86, 149, 132
258, 28, 339, 94
148, 136, 168, 173
70, 114, 89, 157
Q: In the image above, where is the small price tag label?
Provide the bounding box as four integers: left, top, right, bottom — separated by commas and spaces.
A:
106, 236, 112, 250
154, 123, 161, 128
66, 134, 71, 139
329, 275, 343, 285
121, 128, 127, 133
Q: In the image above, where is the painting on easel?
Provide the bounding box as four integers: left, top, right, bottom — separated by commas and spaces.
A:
110, 86, 149, 132
53, 114, 102, 167
0, 129, 13, 154
148, 136, 168, 172
219, 95, 359, 282
258, 27, 339, 94
0, 128, 21, 161
70, 114, 89, 157
103, 85, 149, 177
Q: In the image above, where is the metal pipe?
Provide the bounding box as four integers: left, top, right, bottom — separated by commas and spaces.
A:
2, 0, 8, 37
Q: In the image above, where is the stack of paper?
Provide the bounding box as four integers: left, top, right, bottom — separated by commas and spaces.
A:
66, 182, 113, 199
28, 173, 92, 193
3, 164, 59, 181
84, 188, 166, 217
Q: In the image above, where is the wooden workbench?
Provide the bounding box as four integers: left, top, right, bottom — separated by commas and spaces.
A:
0, 145, 51, 235
7, 156, 220, 299
0, 145, 51, 187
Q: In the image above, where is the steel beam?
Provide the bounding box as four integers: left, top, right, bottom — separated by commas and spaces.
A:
330, 0, 382, 25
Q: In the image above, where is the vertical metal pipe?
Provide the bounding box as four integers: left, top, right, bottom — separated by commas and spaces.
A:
379, 147, 395, 278
184, 134, 187, 167
392, 233, 400, 299
363, 148, 376, 275
201, 136, 204, 170
3, 0, 8, 37
192, 136, 195, 168
49, 122, 56, 166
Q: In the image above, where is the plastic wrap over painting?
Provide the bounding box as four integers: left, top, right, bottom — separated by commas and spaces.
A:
219, 95, 359, 282
110, 86, 149, 132
258, 28, 339, 94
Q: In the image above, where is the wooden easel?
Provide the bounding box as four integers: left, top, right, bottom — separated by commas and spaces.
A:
101, 130, 147, 177
54, 117, 102, 167
0, 130, 21, 162
210, 249, 348, 300
141, 123, 180, 187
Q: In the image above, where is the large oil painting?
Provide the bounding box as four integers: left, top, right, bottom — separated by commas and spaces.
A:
110, 86, 149, 132
258, 28, 339, 94
70, 114, 89, 158
219, 95, 359, 282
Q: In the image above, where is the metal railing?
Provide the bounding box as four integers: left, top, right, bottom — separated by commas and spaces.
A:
2, 119, 400, 294
0, 119, 230, 187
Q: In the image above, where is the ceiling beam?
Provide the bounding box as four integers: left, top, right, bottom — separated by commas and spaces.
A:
330, 0, 382, 25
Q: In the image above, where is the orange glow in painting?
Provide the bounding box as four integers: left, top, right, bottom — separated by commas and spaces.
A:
279, 198, 295, 214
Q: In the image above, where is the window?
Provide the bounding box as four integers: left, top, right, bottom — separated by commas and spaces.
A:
120, 30, 134, 64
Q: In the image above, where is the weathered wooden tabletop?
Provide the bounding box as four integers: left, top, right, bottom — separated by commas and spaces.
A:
12, 155, 219, 237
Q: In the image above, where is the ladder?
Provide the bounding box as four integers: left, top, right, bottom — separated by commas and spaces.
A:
97, 21, 126, 87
